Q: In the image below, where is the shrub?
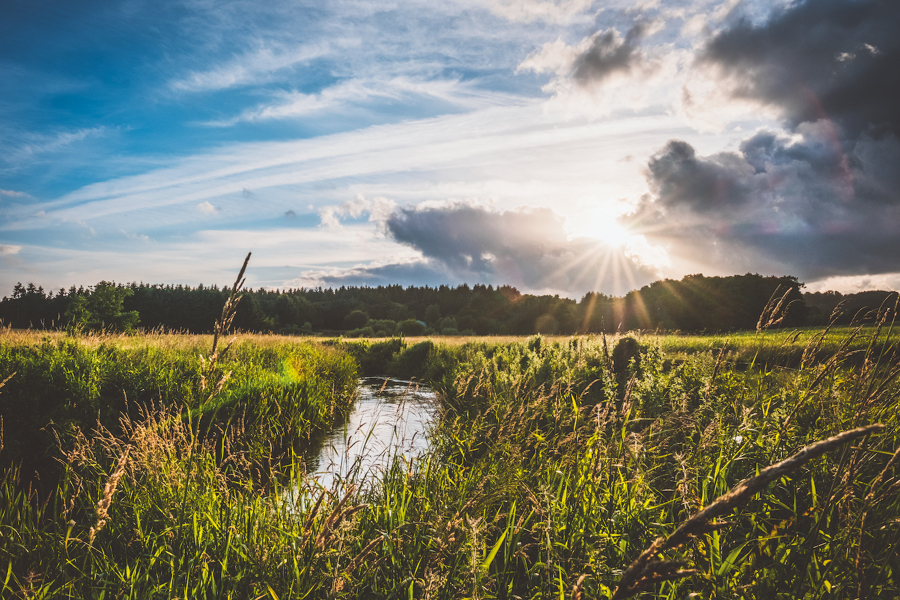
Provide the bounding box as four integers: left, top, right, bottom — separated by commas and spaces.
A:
397, 319, 426, 336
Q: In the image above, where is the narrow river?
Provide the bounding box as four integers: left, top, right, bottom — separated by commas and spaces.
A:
305, 377, 439, 491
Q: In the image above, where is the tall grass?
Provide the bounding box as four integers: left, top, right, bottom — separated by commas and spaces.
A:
0, 330, 358, 486
0, 304, 899, 597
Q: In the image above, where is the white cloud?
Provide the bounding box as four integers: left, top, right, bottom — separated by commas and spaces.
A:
204, 76, 524, 126
0, 245, 22, 255
517, 38, 582, 76
6, 127, 107, 164
0, 189, 30, 198
484, 0, 595, 23
4, 102, 741, 240
120, 229, 151, 242
805, 273, 900, 294
680, 57, 782, 133
518, 25, 687, 118
319, 194, 397, 231
0, 224, 421, 293
170, 42, 337, 93
197, 201, 219, 215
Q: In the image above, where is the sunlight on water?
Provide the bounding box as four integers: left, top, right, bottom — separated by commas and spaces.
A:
306, 377, 438, 492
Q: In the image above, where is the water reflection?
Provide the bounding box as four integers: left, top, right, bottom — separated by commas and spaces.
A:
306, 377, 438, 491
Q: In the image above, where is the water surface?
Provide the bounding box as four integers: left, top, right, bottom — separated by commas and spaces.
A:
306, 377, 438, 490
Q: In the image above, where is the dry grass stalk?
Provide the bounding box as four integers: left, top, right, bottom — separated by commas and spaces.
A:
344, 534, 384, 575
0, 372, 9, 457
201, 252, 250, 393
620, 374, 636, 419
602, 331, 613, 373
704, 342, 728, 403
572, 573, 588, 600
756, 286, 798, 331
315, 484, 361, 549
87, 447, 130, 548
611, 423, 885, 599
781, 326, 865, 431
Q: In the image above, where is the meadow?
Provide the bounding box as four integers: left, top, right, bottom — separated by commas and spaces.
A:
0, 311, 899, 598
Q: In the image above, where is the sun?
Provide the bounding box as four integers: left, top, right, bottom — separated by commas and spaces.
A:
569, 204, 671, 272
574, 205, 637, 248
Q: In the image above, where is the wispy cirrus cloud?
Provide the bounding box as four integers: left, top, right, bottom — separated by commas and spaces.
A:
2, 127, 108, 167
169, 42, 338, 93
0, 189, 31, 198
202, 76, 527, 126
483, 0, 596, 24
9, 104, 696, 232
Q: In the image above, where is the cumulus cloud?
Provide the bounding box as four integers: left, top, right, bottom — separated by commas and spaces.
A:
307, 260, 460, 290
632, 126, 900, 279
197, 201, 220, 215
318, 194, 397, 231
519, 20, 677, 115
520, 23, 657, 85
324, 201, 659, 296
571, 23, 652, 86
0, 245, 22, 255
693, 0, 900, 137
632, 0, 900, 282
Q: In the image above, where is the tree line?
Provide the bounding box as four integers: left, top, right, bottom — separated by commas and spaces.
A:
1, 273, 890, 335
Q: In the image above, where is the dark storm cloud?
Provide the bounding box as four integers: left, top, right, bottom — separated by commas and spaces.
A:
319, 261, 461, 289
632, 126, 900, 279
385, 202, 566, 276
633, 0, 900, 281
699, 0, 900, 137
572, 23, 650, 86
328, 202, 658, 296
646, 140, 753, 212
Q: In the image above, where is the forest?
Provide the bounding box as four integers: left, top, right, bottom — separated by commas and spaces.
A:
1, 272, 893, 335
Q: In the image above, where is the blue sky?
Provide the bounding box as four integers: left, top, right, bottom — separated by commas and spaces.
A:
2, 0, 899, 297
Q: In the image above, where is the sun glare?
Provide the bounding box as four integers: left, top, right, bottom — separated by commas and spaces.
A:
574, 205, 637, 248
570, 205, 671, 272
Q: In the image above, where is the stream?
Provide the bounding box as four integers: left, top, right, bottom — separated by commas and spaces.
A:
303, 377, 439, 491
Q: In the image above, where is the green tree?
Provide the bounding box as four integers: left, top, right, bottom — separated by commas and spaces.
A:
344, 309, 369, 330
424, 303, 441, 325
65, 282, 140, 332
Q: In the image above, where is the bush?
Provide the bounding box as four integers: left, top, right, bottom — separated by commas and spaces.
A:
397, 319, 426, 336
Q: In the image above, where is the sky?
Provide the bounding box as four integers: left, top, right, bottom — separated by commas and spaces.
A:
2, 0, 899, 298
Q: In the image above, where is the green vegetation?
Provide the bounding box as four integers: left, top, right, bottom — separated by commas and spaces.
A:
64, 281, 141, 332
0, 331, 357, 489
1, 309, 899, 597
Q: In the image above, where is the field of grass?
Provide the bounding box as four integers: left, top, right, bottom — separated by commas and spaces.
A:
1, 317, 899, 598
